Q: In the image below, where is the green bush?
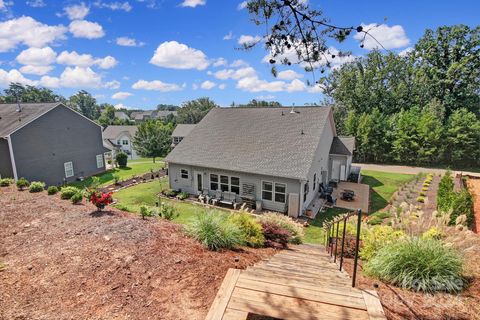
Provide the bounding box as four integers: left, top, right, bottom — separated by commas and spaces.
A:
450, 189, 474, 226
116, 152, 128, 168
186, 212, 244, 251
140, 205, 155, 219
421, 186, 429, 192
60, 186, 80, 200
176, 192, 189, 200
161, 188, 178, 197
422, 227, 443, 240
422, 182, 430, 187
437, 171, 454, 212
158, 202, 179, 220
16, 177, 30, 190
416, 196, 425, 203
360, 225, 405, 261
365, 238, 464, 293
71, 192, 83, 204
112, 173, 121, 185
419, 191, 426, 197
0, 178, 13, 187
47, 186, 59, 195
29, 181, 45, 193
230, 212, 265, 248
258, 212, 304, 244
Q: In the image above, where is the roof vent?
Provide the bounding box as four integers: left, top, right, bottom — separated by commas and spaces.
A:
15, 95, 22, 112
301, 129, 304, 135
281, 111, 284, 116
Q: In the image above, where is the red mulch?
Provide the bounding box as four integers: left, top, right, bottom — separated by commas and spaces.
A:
467, 178, 480, 233
0, 186, 275, 320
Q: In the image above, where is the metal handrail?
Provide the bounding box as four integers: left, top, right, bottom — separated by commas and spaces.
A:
323, 209, 362, 287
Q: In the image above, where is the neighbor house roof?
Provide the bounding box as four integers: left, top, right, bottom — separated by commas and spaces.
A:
172, 124, 196, 137
114, 111, 130, 120
330, 136, 355, 156
165, 107, 332, 180
157, 110, 177, 118
102, 125, 138, 140
0, 102, 61, 137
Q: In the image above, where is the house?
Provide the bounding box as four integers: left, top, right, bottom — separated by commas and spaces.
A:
102, 125, 139, 159
171, 124, 196, 147
114, 111, 130, 121
164, 106, 355, 217
0, 102, 108, 186
130, 110, 177, 122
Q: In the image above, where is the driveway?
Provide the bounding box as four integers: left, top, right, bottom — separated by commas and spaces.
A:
354, 163, 480, 178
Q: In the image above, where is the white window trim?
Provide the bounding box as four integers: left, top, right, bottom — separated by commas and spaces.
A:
96, 154, 104, 169
274, 182, 287, 204
180, 169, 189, 179
261, 180, 273, 201
64, 161, 74, 178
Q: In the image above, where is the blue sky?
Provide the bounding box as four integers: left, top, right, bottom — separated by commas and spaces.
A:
0, 0, 478, 109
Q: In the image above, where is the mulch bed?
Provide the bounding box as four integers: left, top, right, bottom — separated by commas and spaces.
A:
467, 177, 480, 234
100, 169, 167, 193
0, 186, 275, 320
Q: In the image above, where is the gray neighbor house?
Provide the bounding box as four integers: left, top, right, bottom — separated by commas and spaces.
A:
165, 106, 355, 217
0, 102, 108, 186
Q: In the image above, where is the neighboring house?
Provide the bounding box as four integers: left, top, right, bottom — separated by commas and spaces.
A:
0, 102, 108, 186
165, 107, 355, 217
130, 110, 177, 122
102, 125, 139, 159
171, 124, 196, 147
114, 111, 130, 121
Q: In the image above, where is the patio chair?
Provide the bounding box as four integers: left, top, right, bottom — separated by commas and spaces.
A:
211, 190, 222, 206
326, 194, 337, 206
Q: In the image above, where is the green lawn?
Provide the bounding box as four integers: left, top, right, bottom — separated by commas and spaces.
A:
304, 207, 349, 244
128, 157, 163, 163
113, 178, 228, 225
361, 170, 415, 214
70, 161, 165, 189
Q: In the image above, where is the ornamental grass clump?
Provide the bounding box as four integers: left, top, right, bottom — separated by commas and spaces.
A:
187, 212, 244, 251
365, 238, 464, 293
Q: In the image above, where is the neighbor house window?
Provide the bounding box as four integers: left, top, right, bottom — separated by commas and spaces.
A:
210, 174, 218, 190
220, 175, 229, 192
96, 154, 103, 168
262, 181, 273, 201
181, 169, 189, 179
64, 161, 74, 178
313, 174, 317, 190
122, 140, 129, 145
275, 183, 287, 203
230, 177, 240, 194
117, 140, 121, 145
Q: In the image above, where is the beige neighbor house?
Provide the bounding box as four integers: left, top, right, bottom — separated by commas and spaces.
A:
164, 107, 355, 217
102, 125, 139, 160
171, 124, 196, 147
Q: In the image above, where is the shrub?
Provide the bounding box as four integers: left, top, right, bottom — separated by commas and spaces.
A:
0, 178, 13, 187
158, 202, 179, 220
230, 212, 265, 248
140, 205, 155, 219
437, 171, 454, 212
422, 186, 429, 192
16, 177, 30, 190
115, 152, 128, 168
71, 192, 83, 204
29, 181, 45, 193
186, 212, 244, 251
60, 186, 80, 200
422, 227, 443, 240
258, 212, 304, 244
112, 173, 121, 185
422, 182, 430, 187
161, 188, 178, 197
261, 220, 291, 248
360, 225, 405, 261
47, 186, 59, 195
450, 189, 474, 226
365, 238, 464, 293
88, 191, 113, 211
176, 192, 189, 200
417, 196, 425, 203
419, 191, 426, 197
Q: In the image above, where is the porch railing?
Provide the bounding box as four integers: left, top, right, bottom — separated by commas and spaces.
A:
324, 209, 362, 287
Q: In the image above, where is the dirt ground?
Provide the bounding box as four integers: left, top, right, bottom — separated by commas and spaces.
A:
0, 186, 275, 320
467, 178, 480, 233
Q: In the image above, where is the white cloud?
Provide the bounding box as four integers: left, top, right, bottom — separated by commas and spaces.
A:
150, 41, 209, 70
256, 95, 275, 100
230, 59, 249, 68
399, 47, 413, 57
285, 78, 306, 92
0, 16, 67, 52
56, 50, 117, 69
16, 47, 57, 66
26, 0, 46, 7
223, 31, 233, 40
59, 66, 102, 88
0, 0, 4, 9
354, 23, 410, 50
39, 75, 60, 88
238, 34, 262, 45
212, 67, 256, 80
114, 103, 133, 110
237, 1, 247, 10
132, 79, 183, 92
0, 68, 35, 86
200, 80, 216, 90
64, 2, 90, 20
69, 20, 105, 39
116, 36, 145, 47
20, 65, 54, 75
263, 46, 355, 69
237, 76, 286, 92
218, 83, 226, 90
112, 91, 133, 99
213, 58, 227, 67
93, 1, 132, 12
277, 69, 303, 80
180, 0, 205, 8
104, 80, 120, 89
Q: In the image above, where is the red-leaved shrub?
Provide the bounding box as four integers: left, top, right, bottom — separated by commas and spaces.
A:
261, 221, 291, 248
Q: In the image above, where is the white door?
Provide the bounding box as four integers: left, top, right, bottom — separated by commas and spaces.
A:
340, 165, 346, 181
332, 160, 341, 180
193, 171, 203, 194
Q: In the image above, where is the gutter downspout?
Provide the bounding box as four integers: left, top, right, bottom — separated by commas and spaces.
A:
6, 135, 18, 181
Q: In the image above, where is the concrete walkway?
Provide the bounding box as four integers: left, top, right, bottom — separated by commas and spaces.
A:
355, 163, 480, 178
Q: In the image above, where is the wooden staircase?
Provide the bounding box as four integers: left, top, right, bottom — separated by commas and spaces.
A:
206, 244, 386, 320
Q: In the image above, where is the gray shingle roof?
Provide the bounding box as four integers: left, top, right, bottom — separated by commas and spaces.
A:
172, 124, 196, 137
165, 107, 332, 180
0, 102, 60, 137
330, 136, 355, 156
102, 125, 137, 140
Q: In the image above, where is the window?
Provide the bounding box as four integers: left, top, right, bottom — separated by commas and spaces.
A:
181, 169, 189, 179
173, 137, 183, 144
275, 183, 287, 203
231, 177, 240, 194
220, 175, 229, 192
262, 181, 273, 201
210, 174, 218, 190
64, 161, 74, 178
303, 182, 309, 202
313, 174, 317, 190
117, 140, 121, 145
122, 140, 129, 145
96, 154, 103, 168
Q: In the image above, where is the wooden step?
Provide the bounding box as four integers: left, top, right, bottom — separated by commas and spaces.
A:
205, 269, 240, 320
